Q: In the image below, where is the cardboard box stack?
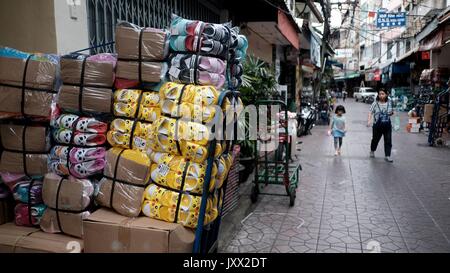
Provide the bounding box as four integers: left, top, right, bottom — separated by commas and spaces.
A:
407, 117, 421, 133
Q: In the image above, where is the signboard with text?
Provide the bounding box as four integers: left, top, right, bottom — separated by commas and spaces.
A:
376, 11, 406, 28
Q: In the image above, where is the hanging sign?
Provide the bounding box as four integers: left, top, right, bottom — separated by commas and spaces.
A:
376, 10, 406, 28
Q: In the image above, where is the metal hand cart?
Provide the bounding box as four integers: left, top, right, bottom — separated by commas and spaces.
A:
250, 100, 302, 207
192, 90, 240, 253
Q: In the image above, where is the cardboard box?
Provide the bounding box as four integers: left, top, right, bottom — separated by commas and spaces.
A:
40, 173, 95, 238
0, 56, 57, 117
83, 208, 195, 253
424, 104, 448, 123
115, 24, 169, 61
408, 117, 420, 124
0, 124, 50, 175
0, 223, 83, 253
58, 85, 113, 115
116, 60, 166, 83
96, 148, 151, 217
61, 57, 115, 87
0, 198, 14, 225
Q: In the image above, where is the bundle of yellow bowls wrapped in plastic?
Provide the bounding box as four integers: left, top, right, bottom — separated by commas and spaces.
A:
142, 151, 233, 228
107, 89, 161, 152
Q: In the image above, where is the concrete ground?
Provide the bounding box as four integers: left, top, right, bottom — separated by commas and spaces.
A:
218, 99, 450, 253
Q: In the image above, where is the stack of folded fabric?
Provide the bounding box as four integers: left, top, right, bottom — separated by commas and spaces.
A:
58, 53, 117, 117
1, 173, 46, 227
115, 21, 169, 90
0, 47, 59, 119
168, 15, 232, 90
40, 173, 95, 238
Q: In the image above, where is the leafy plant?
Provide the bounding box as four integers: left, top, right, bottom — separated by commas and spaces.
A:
236, 55, 277, 158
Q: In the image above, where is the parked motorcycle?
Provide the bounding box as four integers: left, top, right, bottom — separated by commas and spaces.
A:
297, 102, 316, 137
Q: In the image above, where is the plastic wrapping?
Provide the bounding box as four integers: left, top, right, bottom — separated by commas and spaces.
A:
58, 85, 113, 116
96, 148, 151, 217
40, 173, 94, 238
58, 53, 116, 116
168, 54, 226, 89
0, 173, 46, 227
48, 145, 106, 178
116, 60, 168, 83
0, 47, 59, 119
107, 89, 160, 152
160, 82, 222, 123
169, 14, 232, 59
49, 113, 107, 178
115, 21, 170, 61
51, 114, 107, 146
148, 116, 212, 163
142, 184, 219, 228
14, 203, 46, 226
0, 124, 50, 175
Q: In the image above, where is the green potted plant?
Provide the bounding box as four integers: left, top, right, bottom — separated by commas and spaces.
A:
236, 55, 278, 183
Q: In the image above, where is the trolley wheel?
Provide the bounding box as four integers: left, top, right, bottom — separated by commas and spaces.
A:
288, 186, 296, 207
250, 185, 258, 203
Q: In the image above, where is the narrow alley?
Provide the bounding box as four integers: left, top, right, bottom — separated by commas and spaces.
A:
221, 99, 450, 253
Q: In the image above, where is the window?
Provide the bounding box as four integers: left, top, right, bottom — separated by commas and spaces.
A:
87, 0, 221, 53
387, 42, 393, 59
406, 40, 411, 52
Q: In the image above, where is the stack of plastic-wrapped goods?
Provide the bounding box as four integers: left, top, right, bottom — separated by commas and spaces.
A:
0, 47, 59, 228
141, 14, 246, 229
95, 22, 169, 218
40, 53, 116, 238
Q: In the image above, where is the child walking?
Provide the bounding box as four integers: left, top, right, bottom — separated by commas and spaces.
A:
328, 105, 346, 156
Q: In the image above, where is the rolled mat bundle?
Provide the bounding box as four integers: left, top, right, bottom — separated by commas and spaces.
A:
108, 89, 160, 153
1, 173, 46, 227
0, 47, 59, 119
96, 148, 151, 217
58, 53, 117, 116
40, 173, 95, 238
0, 124, 50, 176
49, 113, 107, 178
115, 22, 169, 89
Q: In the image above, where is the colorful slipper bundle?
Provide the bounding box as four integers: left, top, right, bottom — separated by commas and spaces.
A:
168, 54, 226, 89
159, 82, 221, 123
48, 146, 106, 178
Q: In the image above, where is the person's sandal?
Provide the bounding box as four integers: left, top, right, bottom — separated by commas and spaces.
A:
385, 156, 393, 163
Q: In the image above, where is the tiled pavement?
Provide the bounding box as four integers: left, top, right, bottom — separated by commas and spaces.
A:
219, 99, 450, 253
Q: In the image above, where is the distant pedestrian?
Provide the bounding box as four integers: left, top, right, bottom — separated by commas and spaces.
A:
328, 105, 346, 156
342, 90, 347, 102
368, 89, 394, 162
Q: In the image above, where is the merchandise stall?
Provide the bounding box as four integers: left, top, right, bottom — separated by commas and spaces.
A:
0, 14, 247, 253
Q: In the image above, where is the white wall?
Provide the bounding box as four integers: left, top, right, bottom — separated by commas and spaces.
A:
54, 0, 89, 54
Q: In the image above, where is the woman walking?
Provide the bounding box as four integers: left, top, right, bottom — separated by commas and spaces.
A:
368, 89, 394, 162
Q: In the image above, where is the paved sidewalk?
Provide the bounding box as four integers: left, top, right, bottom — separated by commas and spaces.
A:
219, 99, 450, 253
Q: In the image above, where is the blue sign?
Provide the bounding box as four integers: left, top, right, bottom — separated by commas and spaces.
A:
376, 11, 406, 28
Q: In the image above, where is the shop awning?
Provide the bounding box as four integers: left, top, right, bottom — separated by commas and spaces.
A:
277, 10, 300, 49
